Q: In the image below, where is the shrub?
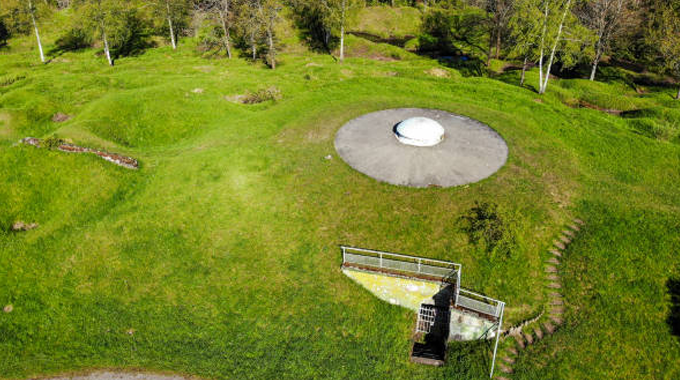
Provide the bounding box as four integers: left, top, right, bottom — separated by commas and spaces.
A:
0, 18, 9, 48
460, 202, 515, 258
242, 86, 282, 104
55, 27, 92, 52
43, 136, 65, 149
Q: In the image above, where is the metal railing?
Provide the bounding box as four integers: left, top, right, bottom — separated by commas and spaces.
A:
457, 289, 504, 318
341, 245, 461, 280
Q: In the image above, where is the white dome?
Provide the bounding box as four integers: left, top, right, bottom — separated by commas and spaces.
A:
394, 117, 445, 147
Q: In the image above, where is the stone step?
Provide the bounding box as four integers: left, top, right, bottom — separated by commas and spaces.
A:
554, 240, 566, 250
507, 347, 518, 356
559, 235, 571, 244
502, 356, 515, 365
543, 322, 555, 334
551, 307, 565, 314
534, 327, 544, 340
547, 282, 562, 289
549, 292, 562, 298
547, 257, 560, 265
545, 265, 558, 273
550, 315, 564, 325
574, 218, 585, 225
513, 333, 525, 349
495, 377, 511, 380
546, 275, 559, 281
523, 332, 534, 345
499, 363, 514, 374
550, 298, 564, 306
568, 223, 580, 232
562, 229, 575, 237
549, 249, 562, 257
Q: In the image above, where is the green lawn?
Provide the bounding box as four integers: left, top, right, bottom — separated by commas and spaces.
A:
1, 22, 679, 380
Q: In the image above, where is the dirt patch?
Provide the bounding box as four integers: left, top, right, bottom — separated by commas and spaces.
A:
20, 137, 139, 169
305, 62, 322, 67
11, 221, 39, 232
425, 67, 450, 78
52, 113, 73, 123
224, 94, 246, 103
579, 100, 622, 116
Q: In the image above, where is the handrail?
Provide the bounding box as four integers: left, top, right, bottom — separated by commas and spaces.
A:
341, 245, 462, 269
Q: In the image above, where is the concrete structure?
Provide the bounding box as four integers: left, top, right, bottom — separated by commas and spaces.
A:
394, 117, 445, 147
334, 108, 508, 188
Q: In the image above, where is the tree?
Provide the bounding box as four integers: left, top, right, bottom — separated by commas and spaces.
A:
202, 0, 235, 58
485, 0, 514, 63
325, 0, 362, 62
154, 0, 189, 50
576, 0, 634, 81
260, 0, 281, 69
1, 0, 50, 62
648, 2, 680, 99
236, 0, 262, 60
74, 0, 147, 66
507, 0, 543, 85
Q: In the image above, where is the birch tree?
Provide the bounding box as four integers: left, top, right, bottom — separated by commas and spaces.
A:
154, 0, 189, 50
320, 0, 361, 63
203, 0, 235, 58
576, 0, 633, 81
260, 0, 281, 69
28, 0, 45, 62
1, 0, 50, 62
236, 0, 262, 60
508, 0, 542, 85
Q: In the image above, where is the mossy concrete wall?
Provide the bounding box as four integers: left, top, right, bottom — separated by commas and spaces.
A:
343, 269, 495, 341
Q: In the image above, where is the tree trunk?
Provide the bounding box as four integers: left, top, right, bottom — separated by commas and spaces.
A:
339, 0, 346, 63
219, 13, 232, 59
539, 0, 572, 94
520, 56, 528, 87
537, 0, 548, 94
29, 2, 45, 63
495, 28, 501, 59
251, 31, 256, 60
102, 29, 113, 66
166, 1, 176, 50
590, 43, 602, 81
676, 85, 680, 100
267, 24, 275, 69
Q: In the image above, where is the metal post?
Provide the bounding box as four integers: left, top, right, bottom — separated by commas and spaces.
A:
379, 253, 383, 268
342, 247, 346, 265
455, 269, 461, 306
418, 258, 422, 273
489, 302, 504, 378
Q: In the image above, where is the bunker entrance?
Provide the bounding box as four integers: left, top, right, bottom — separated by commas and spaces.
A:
341, 246, 505, 378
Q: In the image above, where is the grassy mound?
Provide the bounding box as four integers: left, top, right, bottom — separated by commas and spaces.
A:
0, 14, 679, 380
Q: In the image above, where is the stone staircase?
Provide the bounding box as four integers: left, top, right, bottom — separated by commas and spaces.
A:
493, 218, 584, 380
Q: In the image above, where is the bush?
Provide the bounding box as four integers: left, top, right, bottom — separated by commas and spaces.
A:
55, 27, 92, 52
242, 86, 282, 104
0, 18, 9, 48
460, 202, 515, 258
43, 136, 65, 149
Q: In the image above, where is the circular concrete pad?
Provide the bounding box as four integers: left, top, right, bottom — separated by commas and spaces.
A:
334, 108, 508, 188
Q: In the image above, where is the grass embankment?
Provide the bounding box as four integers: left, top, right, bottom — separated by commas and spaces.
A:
1, 13, 679, 380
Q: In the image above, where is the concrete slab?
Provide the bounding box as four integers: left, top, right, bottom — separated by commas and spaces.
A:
334, 108, 508, 188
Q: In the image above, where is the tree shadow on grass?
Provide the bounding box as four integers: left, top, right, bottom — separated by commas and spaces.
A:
668, 278, 680, 338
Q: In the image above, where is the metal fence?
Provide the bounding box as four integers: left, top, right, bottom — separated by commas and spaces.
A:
341, 246, 461, 280
457, 289, 504, 319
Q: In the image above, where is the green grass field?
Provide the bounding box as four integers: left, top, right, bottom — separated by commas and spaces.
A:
1, 7, 680, 380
